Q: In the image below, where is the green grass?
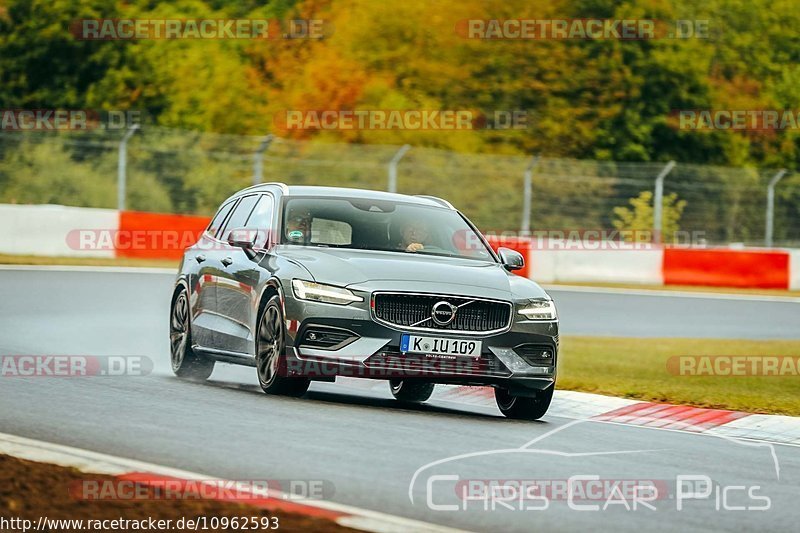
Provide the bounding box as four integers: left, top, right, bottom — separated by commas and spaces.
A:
0, 253, 178, 269
559, 336, 800, 416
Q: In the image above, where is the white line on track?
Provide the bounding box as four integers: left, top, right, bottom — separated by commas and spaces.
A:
3, 265, 798, 303
543, 283, 800, 303
0, 264, 175, 274
0, 431, 467, 533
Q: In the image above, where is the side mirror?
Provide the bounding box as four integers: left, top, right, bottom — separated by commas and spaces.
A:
497, 247, 524, 271
227, 227, 259, 259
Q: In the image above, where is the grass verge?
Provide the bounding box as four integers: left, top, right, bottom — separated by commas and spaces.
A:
558, 336, 800, 416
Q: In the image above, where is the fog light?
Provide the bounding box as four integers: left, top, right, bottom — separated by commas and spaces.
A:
300, 327, 358, 350
514, 344, 555, 366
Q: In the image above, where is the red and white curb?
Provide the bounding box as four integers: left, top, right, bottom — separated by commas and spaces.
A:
333, 379, 800, 446
448, 386, 800, 446
444, 386, 800, 445
555, 390, 800, 445
0, 432, 465, 533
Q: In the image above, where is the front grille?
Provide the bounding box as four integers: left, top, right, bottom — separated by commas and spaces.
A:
372, 293, 512, 333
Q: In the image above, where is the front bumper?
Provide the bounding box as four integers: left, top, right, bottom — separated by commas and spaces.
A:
282, 294, 559, 394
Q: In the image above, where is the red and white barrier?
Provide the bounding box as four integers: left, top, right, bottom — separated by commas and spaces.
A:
486, 236, 798, 289
117, 210, 210, 260
790, 250, 800, 291
0, 204, 118, 258
2, 203, 799, 290
529, 249, 664, 284
663, 247, 790, 289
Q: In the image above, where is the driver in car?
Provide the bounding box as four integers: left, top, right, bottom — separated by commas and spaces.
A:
286, 209, 312, 244
399, 220, 429, 252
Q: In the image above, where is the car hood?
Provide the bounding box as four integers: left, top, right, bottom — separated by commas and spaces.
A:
276, 246, 548, 299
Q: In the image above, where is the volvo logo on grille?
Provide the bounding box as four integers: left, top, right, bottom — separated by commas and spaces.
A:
431, 301, 457, 326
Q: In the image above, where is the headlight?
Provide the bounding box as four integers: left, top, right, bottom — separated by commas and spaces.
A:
291, 279, 363, 305
518, 300, 557, 320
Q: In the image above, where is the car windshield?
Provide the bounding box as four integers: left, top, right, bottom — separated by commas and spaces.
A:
281, 197, 495, 262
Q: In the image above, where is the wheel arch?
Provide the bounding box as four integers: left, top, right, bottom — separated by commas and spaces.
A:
256, 278, 284, 323
172, 277, 191, 301
171, 279, 192, 339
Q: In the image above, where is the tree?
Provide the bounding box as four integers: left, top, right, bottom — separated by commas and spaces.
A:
612, 190, 687, 243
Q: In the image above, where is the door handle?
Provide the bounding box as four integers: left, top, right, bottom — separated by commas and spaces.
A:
195, 254, 206, 263
221, 257, 233, 267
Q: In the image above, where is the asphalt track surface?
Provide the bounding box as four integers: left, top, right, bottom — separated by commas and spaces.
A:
1, 268, 799, 532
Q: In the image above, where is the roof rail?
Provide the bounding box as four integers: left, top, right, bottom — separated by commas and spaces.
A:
239, 182, 289, 194
414, 195, 455, 209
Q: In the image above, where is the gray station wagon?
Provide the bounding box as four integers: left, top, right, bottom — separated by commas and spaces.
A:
170, 183, 558, 419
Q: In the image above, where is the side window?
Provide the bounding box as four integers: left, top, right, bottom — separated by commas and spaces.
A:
219, 195, 259, 241
207, 200, 236, 238
246, 195, 274, 228
245, 195, 275, 248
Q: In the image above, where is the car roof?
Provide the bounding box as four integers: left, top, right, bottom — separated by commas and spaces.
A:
229, 183, 454, 209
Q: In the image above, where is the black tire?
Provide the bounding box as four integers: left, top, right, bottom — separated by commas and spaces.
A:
390, 380, 435, 403
170, 288, 215, 381
256, 295, 310, 397
495, 386, 553, 420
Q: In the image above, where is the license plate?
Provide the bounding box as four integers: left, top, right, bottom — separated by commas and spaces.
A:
400, 334, 482, 358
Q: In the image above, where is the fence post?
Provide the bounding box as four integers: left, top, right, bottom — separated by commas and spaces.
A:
520, 155, 540, 234
117, 124, 139, 211
765, 169, 787, 247
253, 134, 275, 185
387, 144, 411, 193
652, 160, 676, 244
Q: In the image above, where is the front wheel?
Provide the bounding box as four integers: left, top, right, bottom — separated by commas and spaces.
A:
495, 386, 553, 420
170, 288, 215, 381
256, 295, 310, 397
390, 380, 435, 403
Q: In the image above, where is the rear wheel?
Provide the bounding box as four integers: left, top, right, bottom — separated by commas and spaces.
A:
170, 289, 215, 381
495, 386, 553, 420
390, 380, 435, 403
256, 295, 310, 397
